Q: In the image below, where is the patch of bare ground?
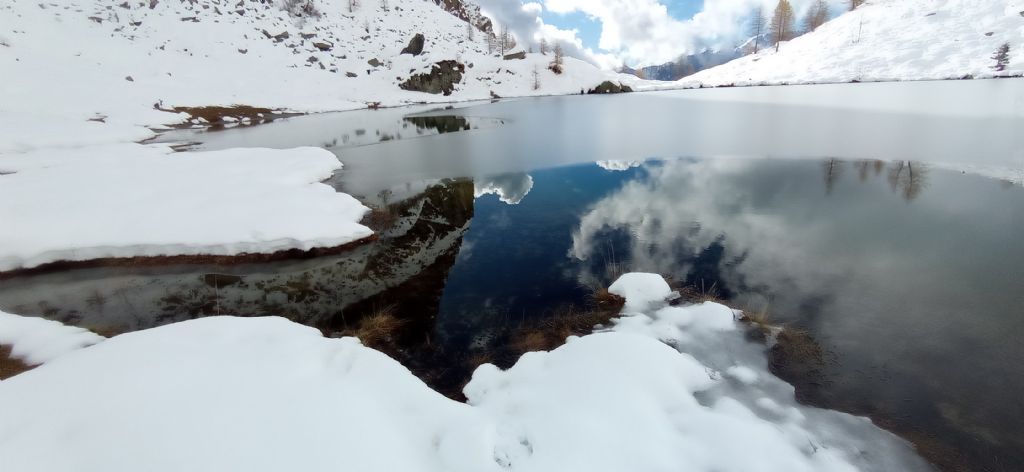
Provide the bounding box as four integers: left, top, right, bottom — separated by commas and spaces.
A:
0, 345, 34, 380
0, 235, 377, 281
153, 103, 303, 129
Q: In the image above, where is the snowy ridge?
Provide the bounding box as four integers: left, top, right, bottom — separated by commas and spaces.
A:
0, 274, 930, 471
652, 0, 1024, 88
0, 311, 104, 366
0, 145, 372, 272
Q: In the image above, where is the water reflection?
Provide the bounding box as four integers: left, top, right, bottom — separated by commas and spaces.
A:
1, 157, 1022, 468
567, 158, 1024, 471
0, 179, 474, 334
473, 172, 534, 205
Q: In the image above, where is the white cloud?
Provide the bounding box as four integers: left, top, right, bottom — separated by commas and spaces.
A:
478, 0, 848, 68
477, 0, 622, 68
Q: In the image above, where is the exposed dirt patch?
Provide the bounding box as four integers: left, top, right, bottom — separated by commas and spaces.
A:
0, 345, 35, 380
154, 104, 303, 129
0, 235, 377, 281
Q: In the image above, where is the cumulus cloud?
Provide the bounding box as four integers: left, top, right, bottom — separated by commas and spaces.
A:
477, 0, 847, 68
476, 0, 622, 68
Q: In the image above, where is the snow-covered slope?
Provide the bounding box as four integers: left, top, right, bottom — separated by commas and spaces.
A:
0, 274, 930, 472
670, 0, 1024, 87
0, 0, 629, 142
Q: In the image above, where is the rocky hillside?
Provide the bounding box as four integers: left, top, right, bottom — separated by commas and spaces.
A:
0, 0, 635, 144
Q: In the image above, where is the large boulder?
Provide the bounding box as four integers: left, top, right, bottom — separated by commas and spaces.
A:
587, 81, 633, 94
503, 51, 526, 60
399, 60, 465, 96
400, 33, 426, 56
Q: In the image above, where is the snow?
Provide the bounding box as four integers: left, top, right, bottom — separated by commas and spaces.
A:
0, 310, 104, 365
595, 160, 643, 171
647, 0, 1024, 88
0, 144, 372, 271
0, 273, 930, 472
0, 0, 632, 139
0, 0, 637, 271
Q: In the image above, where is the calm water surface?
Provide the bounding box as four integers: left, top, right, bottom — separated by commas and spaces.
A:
5, 80, 1024, 471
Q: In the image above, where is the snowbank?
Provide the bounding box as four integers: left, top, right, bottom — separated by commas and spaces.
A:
0, 311, 104, 365
0, 274, 930, 472
647, 0, 1024, 88
0, 144, 372, 271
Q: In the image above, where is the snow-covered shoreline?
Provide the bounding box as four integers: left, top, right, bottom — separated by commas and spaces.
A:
0, 144, 373, 272
0, 274, 932, 472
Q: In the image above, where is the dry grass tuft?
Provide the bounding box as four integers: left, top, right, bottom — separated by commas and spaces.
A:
589, 288, 626, 310
676, 280, 725, 304
509, 306, 618, 354
343, 305, 406, 349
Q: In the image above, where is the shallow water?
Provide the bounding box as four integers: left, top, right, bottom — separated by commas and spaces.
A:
4, 80, 1024, 471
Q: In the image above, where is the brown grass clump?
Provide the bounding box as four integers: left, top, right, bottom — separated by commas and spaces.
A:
589, 288, 625, 310
0, 345, 34, 380
675, 280, 725, 304
509, 306, 619, 354
343, 306, 406, 349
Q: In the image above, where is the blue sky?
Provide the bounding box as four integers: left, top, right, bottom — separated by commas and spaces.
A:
540, 1, 704, 52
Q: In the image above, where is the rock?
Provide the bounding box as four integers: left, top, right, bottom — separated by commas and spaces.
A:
307, 56, 318, 63
202, 274, 243, 288
346, 72, 358, 78
300, 32, 316, 39
124, 76, 134, 82
503, 51, 526, 60
399, 60, 466, 96
237, 48, 247, 54
587, 81, 633, 94
367, 58, 382, 67
490, 90, 501, 99
985, 32, 994, 36
313, 41, 333, 51
400, 33, 425, 56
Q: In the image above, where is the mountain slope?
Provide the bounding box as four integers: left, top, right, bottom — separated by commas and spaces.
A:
0, 0, 631, 144
675, 0, 1024, 87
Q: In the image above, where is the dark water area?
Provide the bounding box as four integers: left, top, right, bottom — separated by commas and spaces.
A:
4, 81, 1024, 471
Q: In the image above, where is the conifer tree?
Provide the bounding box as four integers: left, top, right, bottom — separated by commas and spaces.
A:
991, 42, 1010, 72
